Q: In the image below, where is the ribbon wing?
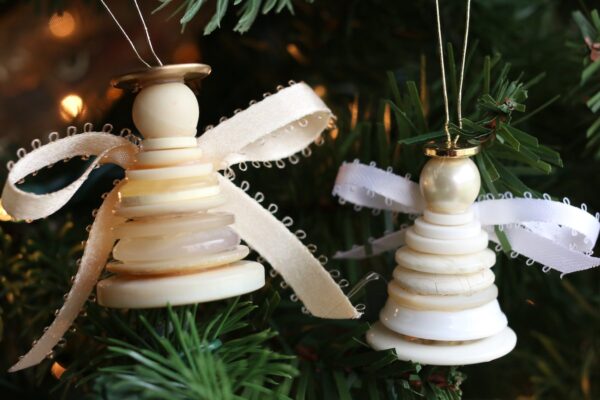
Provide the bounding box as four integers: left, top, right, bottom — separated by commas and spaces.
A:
333, 161, 600, 275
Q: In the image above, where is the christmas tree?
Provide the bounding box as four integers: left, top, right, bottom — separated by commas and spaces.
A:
0, 1, 598, 399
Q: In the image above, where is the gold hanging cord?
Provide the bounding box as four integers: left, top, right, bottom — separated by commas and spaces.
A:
426, 0, 478, 158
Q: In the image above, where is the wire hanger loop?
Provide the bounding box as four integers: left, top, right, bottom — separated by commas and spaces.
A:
100, 0, 163, 69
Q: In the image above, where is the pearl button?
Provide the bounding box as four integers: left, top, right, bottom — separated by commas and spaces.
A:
419, 157, 480, 213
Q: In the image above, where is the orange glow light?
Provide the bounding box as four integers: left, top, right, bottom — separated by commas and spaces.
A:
105, 87, 123, 102
49, 12, 76, 38
173, 43, 201, 64
51, 361, 66, 379
329, 127, 339, 140
314, 85, 327, 98
350, 96, 359, 130
383, 103, 391, 137
60, 94, 84, 121
286, 44, 308, 64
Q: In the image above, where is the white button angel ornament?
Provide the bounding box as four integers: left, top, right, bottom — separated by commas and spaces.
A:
333, 139, 600, 366
3, 64, 359, 372
331, 0, 600, 366
365, 142, 516, 365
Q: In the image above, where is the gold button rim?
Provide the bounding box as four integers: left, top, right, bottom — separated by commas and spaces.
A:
423, 139, 481, 158
112, 63, 212, 91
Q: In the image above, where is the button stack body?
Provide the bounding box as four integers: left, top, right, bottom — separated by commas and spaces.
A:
367, 155, 516, 365
97, 79, 265, 309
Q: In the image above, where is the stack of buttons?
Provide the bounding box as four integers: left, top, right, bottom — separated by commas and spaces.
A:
367, 155, 516, 365
97, 72, 265, 309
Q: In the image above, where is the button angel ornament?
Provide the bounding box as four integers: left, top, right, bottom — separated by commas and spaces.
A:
332, 0, 600, 366
2, 63, 359, 372
334, 140, 600, 366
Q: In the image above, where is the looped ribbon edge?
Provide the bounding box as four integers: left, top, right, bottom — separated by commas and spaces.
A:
3, 83, 359, 372
332, 161, 600, 275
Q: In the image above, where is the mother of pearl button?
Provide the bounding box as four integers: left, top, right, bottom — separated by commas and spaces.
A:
423, 209, 474, 226
136, 147, 203, 168
405, 228, 488, 255
413, 217, 481, 240
119, 180, 220, 207
120, 175, 217, 197
392, 266, 495, 295
116, 193, 227, 218
395, 247, 495, 274
112, 212, 234, 239
98, 261, 265, 309
388, 281, 499, 311
142, 137, 198, 151
107, 245, 249, 275
366, 322, 517, 366
379, 299, 507, 341
113, 227, 240, 262
126, 163, 213, 181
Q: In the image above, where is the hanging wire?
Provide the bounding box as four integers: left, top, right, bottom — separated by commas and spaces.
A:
434, 0, 473, 144
99, 0, 163, 68
132, 0, 163, 66
434, 0, 451, 146
457, 0, 472, 130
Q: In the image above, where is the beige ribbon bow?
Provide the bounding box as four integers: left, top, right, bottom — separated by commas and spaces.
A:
3, 82, 360, 372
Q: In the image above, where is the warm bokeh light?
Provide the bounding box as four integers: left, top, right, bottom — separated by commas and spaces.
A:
286, 43, 308, 64
419, 53, 429, 117
50, 361, 66, 379
48, 12, 76, 38
350, 96, 359, 130
173, 42, 201, 64
313, 85, 326, 98
105, 86, 123, 102
60, 93, 84, 121
383, 103, 391, 137
0, 199, 12, 222
329, 127, 339, 140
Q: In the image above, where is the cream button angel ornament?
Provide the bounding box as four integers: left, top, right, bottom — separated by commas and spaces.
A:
98, 66, 264, 308
3, 64, 359, 372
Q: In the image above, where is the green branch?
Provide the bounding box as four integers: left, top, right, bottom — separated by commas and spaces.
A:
388, 50, 562, 199
573, 9, 600, 156
86, 300, 297, 400
154, 0, 315, 34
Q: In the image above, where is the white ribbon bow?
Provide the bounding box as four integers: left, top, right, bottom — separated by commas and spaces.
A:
3, 83, 360, 372
332, 161, 600, 275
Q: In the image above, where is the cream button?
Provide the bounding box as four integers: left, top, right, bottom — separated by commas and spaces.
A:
405, 227, 489, 255
112, 212, 234, 238
395, 247, 495, 274
107, 245, 249, 275
98, 261, 265, 309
